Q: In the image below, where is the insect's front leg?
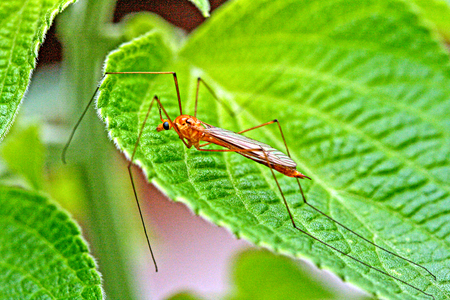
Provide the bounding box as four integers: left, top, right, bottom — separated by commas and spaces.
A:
182, 138, 193, 149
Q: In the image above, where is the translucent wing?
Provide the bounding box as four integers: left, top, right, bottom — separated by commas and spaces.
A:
203, 125, 297, 168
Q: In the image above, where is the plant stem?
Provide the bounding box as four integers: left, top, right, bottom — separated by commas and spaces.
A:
57, 1, 141, 299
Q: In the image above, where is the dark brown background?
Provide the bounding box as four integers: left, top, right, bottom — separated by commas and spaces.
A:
37, 0, 227, 66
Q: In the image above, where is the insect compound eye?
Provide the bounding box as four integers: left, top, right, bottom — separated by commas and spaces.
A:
163, 121, 170, 130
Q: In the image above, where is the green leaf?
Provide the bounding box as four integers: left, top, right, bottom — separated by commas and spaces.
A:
412, 0, 450, 41
0, 0, 76, 141
1, 124, 45, 190
0, 186, 103, 299
188, 0, 210, 17
228, 250, 335, 300
96, 0, 450, 299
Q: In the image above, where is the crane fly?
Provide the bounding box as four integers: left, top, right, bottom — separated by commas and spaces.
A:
156, 111, 310, 179
63, 71, 436, 300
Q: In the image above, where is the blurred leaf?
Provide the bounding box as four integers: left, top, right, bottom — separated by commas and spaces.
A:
122, 11, 186, 50
1, 124, 45, 190
0, 186, 103, 299
412, 0, 450, 41
228, 250, 334, 300
47, 164, 88, 218
96, 0, 450, 299
0, 0, 76, 141
167, 291, 205, 300
188, 0, 210, 17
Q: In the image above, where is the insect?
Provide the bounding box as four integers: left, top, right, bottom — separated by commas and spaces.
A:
63, 71, 436, 299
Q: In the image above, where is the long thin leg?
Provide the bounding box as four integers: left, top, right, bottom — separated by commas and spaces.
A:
222, 119, 436, 280
194, 77, 235, 118
62, 72, 180, 272
61, 75, 106, 163
295, 178, 435, 279
63, 72, 183, 163
106, 71, 183, 115
128, 96, 159, 272
259, 148, 434, 300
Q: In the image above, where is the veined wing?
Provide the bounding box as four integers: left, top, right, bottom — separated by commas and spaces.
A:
203, 125, 297, 168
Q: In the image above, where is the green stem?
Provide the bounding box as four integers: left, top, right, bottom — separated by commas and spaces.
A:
57, 1, 140, 299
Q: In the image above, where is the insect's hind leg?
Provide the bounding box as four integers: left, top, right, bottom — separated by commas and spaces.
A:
295, 176, 435, 280
217, 118, 436, 280
258, 148, 435, 300
127, 95, 159, 272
